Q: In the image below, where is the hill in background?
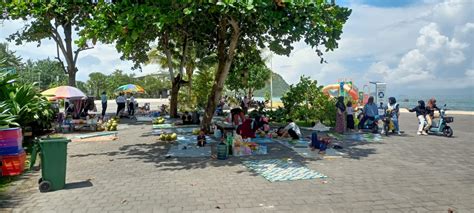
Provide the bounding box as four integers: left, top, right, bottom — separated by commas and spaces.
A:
254, 72, 290, 97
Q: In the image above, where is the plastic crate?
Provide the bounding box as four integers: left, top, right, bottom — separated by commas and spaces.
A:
0, 146, 23, 155
0, 150, 26, 176
0, 128, 23, 154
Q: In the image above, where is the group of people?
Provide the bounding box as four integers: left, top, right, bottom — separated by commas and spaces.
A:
224, 108, 271, 139
409, 98, 439, 135
334, 94, 442, 136
335, 95, 401, 135
99, 92, 138, 118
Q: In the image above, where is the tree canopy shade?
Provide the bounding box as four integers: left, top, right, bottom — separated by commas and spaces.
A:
80, 1, 215, 118
189, 1, 352, 131
0, 1, 94, 86
81, 0, 351, 131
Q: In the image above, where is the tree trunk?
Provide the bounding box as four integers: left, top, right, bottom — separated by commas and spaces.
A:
169, 79, 180, 118
201, 17, 240, 132
68, 71, 76, 87
63, 22, 77, 87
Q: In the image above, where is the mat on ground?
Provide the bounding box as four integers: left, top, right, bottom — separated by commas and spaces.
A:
135, 116, 155, 122
242, 159, 327, 182
152, 127, 196, 135
328, 133, 382, 142
152, 124, 174, 129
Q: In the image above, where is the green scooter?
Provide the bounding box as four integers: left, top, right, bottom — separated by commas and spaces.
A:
427, 105, 453, 137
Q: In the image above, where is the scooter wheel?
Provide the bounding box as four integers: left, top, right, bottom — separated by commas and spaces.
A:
443, 127, 453, 137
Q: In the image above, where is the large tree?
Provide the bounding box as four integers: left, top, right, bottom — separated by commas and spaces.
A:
80, 1, 211, 118
188, 1, 352, 131
1, 1, 93, 86
81, 1, 351, 130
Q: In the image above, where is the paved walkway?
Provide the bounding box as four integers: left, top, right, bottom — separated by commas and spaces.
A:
1, 114, 473, 213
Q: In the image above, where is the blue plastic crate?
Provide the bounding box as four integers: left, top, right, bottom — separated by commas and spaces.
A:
0, 147, 23, 156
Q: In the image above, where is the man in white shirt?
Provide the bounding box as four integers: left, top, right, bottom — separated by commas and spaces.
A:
281, 119, 302, 139
116, 93, 126, 116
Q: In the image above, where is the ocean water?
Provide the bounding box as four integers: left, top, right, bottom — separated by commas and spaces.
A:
254, 96, 474, 111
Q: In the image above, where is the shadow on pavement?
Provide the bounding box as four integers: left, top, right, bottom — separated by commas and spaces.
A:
64, 180, 93, 190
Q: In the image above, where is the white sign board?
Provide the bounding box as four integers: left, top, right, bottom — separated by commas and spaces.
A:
375, 83, 387, 106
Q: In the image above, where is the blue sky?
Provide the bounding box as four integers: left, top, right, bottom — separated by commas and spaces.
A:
1, 0, 473, 97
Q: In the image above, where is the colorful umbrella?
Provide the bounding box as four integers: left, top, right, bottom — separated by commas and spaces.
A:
41, 86, 86, 99
115, 84, 145, 94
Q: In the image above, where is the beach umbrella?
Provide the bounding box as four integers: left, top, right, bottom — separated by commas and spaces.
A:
115, 84, 145, 94
41, 86, 86, 99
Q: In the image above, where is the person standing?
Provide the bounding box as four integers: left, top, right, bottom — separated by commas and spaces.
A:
129, 94, 136, 116
116, 93, 126, 116
346, 100, 354, 131
101, 91, 107, 118
335, 96, 346, 134
387, 97, 401, 135
242, 96, 249, 114
409, 100, 428, 135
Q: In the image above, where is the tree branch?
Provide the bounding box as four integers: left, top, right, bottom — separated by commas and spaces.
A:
55, 43, 67, 74
178, 34, 188, 77
50, 24, 68, 64
162, 31, 175, 81
73, 46, 94, 66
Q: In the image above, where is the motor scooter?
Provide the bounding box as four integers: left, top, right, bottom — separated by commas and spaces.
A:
382, 109, 397, 136
426, 104, 453, 137
357, 109, 379, 133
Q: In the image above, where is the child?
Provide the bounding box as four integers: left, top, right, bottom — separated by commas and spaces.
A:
197, 129, 206, 147
346, 101, 354, 131
409, 100, 428, 135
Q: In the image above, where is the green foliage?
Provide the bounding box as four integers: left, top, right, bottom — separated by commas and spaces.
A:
0, 73, 53, 130
1, 1, 95, 86
226, 46, 271, 96
0, 43, 22, 69
191, 67, 215, 110
281, 76, 336, 127
19, 58, 67, 90
267, 107, 287, 123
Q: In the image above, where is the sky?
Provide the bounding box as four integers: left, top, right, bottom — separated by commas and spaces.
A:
1, 0, 473, 97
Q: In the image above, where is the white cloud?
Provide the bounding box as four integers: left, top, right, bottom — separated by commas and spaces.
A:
365, 0, 474, 91
0, 20, 162, 82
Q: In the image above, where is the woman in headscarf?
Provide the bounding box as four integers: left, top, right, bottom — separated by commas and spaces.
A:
335, 96, 346, 134
425, 98, 439, 132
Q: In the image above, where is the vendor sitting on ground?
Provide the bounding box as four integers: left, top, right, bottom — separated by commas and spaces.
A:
197, 129, 206, 147
254, 115, 270, 134
66, 103, 75, 117
237, 117, 258, 139
181, 111, 192, 125
278, 119, 302, 140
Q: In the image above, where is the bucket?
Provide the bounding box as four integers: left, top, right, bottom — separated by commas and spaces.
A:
217, 142, 228, 160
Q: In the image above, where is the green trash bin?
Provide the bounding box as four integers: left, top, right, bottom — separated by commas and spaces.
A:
37, 137, 70, 192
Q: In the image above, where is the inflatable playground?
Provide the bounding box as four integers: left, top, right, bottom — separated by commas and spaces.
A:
322, 79, 387, 109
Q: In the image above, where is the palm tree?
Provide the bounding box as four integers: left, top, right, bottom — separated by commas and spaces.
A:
0, 43, 22, 70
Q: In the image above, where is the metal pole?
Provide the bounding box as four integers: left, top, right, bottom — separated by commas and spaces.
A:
270, 53, 273, 110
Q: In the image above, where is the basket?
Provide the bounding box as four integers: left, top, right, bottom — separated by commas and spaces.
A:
445, 117, 454, 123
